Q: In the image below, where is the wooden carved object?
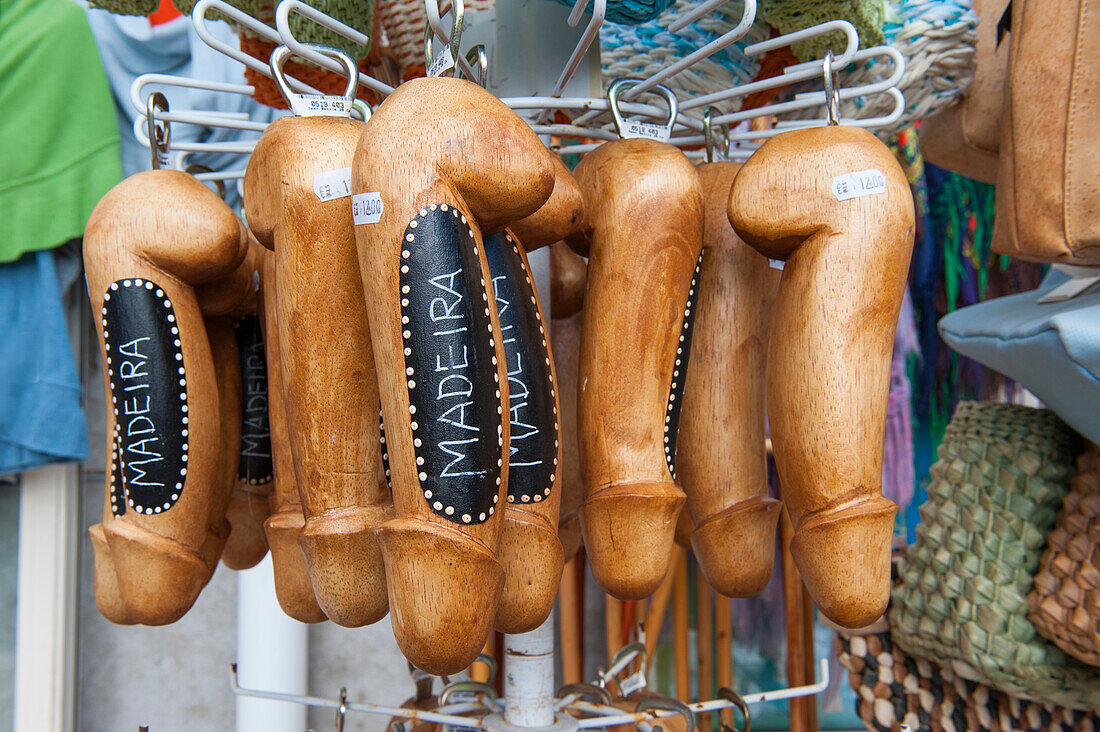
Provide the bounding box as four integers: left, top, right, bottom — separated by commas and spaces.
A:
210, 240, 273, 571
245, 110, 391, 628
678, 161, 781, 597
550, 242, 587, 562
567, 139, 703, 600
510, 155, 584, 252
256, 250, 326, 622
353, 76, 554, 674
84, 170, 249, 625
727, 126, 914, 628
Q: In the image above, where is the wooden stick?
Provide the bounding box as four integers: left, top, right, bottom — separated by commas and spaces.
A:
680, 161, 781, 598
715, 593, 733, 728
84, 170, 249, 625
780, 507, 813, 732
672, 551, 691, 702
643, 544, 683, 670
559, 554, 583, 684
727, 126, 913, 629
258, 250, 326, 623
245, 113, 390, 628
352, 76, 556, 674
469, 636, 495, 683
696, 564, 714, 732
606, 592, 624, 671
568, 139, 702, 600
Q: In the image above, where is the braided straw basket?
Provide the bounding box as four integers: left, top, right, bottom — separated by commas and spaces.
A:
1029, 443, 1100, 668
889, 401, 1100, 710
837, 620, 1100, 731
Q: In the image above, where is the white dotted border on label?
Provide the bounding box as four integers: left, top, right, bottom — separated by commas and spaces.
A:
400, 203, 501, 524
664, 256, 702, 480
102, 278, 188, 515
501, 232, 559, 505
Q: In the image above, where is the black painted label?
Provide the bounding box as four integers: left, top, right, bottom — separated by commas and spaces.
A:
234, 315, 273, 485
484, 232, 559, 505
666, 253, 702, 480
102, 278, 188, 515
399, 205, 502, 525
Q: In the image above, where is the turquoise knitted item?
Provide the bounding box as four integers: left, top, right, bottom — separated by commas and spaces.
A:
547, 0, 675, 25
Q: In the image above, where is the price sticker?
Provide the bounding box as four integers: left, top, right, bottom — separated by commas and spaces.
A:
288, 93, 352, 118
621, 118, 670, 143
313, 167, 353, 202
427, 46, 455, 77
352, 192, 384, 225
619, 670, 647, 697
769, 259, 785, 271
831, 168, 887, 202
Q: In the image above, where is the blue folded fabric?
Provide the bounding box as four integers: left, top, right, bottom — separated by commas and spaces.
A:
939, 270, 1100, 445
0, 249, 88, 473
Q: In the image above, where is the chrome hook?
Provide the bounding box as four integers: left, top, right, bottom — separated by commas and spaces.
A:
716, 687, 750, 732
823, 50, 841, 126
636, 695, 696, 732
608, 79, 678, 142
335, 686, 348, 732
146, 91, 171, 170
270, 43, 358, 117
424, 0, 465, 77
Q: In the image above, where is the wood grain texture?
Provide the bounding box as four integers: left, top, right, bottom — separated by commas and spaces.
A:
510, 156, 584, 252
492, 231, 565, 634
352, 76, 555, 674
214, 239, 271, 571
245, 114, 390, 628
567, 139, 702, 600
258, 249, 327, 623
84, 170, 248, 625
679, 162, 781, 598
727, 126, 913, 628
551, 243, 587, 562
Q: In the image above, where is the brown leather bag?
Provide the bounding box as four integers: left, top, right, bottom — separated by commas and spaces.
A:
992, 0, 1100, 264
920, 0, 1011, 184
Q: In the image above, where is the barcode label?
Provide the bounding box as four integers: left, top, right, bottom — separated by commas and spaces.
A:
351, 192, 384, 224
288, 93, 351, 118
621, 119, 670, 143
428, 46, 455, 77
832, 168, 886, 201
313, 167, 352, 202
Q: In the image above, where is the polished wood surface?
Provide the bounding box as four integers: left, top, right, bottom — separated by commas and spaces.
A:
246, 114, 390, 628
568, 139, 702, 600
84, 170, 248, 625
680, 162, 781, 597
258, 250, 327, 623
352, 76, 555, 674
510, 156, 584, 252
728, 126, 913, 628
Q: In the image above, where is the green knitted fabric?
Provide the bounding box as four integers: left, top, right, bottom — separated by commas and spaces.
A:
173, 0, 372, 59
890, 401, 1100, 710
758, 0, 886, 62
172, 0, 253, 19
86, 0, 159, 15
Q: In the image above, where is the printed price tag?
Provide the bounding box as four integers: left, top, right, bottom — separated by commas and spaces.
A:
831, 168, 887, 202
313, 167, 353, 202
155, 150, 171, 170
288, 93, 352, 118
619, 670, 647, 697
427, 46, 455, 77
351, 192, 384, 225
621, 118, 670, 143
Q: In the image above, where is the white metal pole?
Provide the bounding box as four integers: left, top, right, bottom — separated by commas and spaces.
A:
236, 554, 309, 732
503, 612, 557, 729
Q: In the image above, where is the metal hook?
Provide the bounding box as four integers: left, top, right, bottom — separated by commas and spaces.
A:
335, 686, 348, 732
636, 696, 696, 732
351, 98, 372, 122
463, 44, 488, 87
184, 164, 227, 200
716, 687, 750, 732
146, 91, 171, 170
270, 44, 358, 117
424, 0, 464, 77
556, 683, 613, 706
438, 680, 497, 707
823, 50, 840, 126
608, 79, 679, 141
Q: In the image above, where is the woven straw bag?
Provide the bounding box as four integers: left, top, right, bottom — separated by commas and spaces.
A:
1029, 443, 1100, 669
837, 622, 1100, 731
890, 401, 1100, 710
